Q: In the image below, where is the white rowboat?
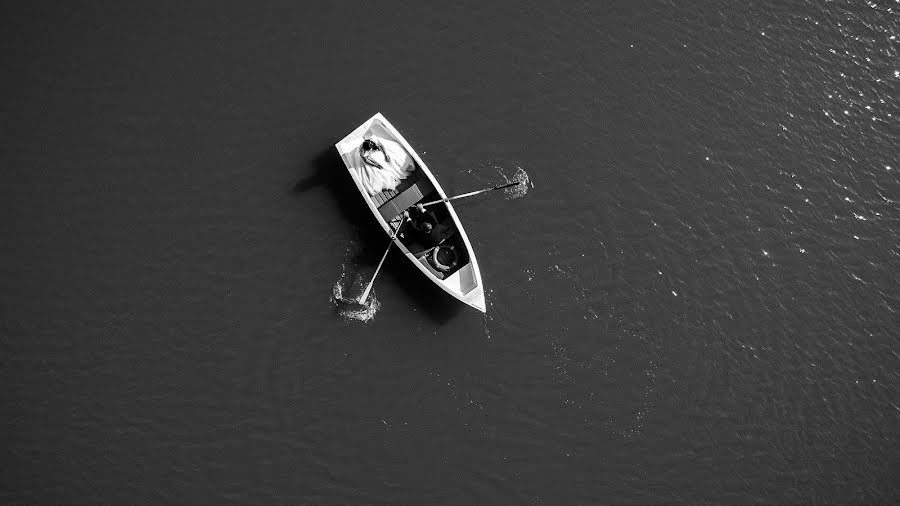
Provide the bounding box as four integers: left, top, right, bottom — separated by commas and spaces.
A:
335, 113, 486, 312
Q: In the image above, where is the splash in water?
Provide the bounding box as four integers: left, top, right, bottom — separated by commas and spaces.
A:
330, 248, 381, 322
331, 278, 380, 323
499, 166, 532, 199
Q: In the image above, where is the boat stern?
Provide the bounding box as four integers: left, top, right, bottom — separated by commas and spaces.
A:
466, 288, 487, 313
442, 262, 486, 312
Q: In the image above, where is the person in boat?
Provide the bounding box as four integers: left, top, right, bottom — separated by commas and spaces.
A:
405, 204, 459, 273
354, 136, 415, 195
405, 204, 446, 247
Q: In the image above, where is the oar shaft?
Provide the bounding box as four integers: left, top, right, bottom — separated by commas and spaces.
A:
421, 181, 520, 208
422, 189, 483, 207
358, 215, 405, 304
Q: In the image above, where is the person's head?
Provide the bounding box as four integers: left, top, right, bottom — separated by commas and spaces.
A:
361, 139, 378, 152
422, 221, 433, 233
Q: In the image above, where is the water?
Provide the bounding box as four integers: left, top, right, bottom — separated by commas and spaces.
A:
1, 1, 897, 503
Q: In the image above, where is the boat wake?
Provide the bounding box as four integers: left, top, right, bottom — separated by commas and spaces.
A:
500, 166, 532, 199
483, 262, 662, 444
330, 255, 381, 323
542, 263, 661, 440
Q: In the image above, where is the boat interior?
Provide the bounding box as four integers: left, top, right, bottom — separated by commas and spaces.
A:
373, 165, 470, 281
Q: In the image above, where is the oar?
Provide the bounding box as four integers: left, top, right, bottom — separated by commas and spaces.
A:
358, 214, 406, 304
420, 180, 522, 208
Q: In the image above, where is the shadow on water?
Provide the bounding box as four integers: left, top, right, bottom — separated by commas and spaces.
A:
383, 253, 464, 324
294, 147, 463, 325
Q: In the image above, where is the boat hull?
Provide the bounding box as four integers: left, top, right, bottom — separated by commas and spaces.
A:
335, 113, 486, 312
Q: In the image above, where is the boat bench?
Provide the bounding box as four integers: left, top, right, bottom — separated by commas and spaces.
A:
375, 169, 435, 221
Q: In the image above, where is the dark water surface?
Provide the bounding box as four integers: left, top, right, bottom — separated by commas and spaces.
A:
2, 1, 898, 503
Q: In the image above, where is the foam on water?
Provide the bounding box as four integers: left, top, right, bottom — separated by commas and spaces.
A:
499, 166, 532, 199
331, 278, 380, 323
330, 248, 381, 323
